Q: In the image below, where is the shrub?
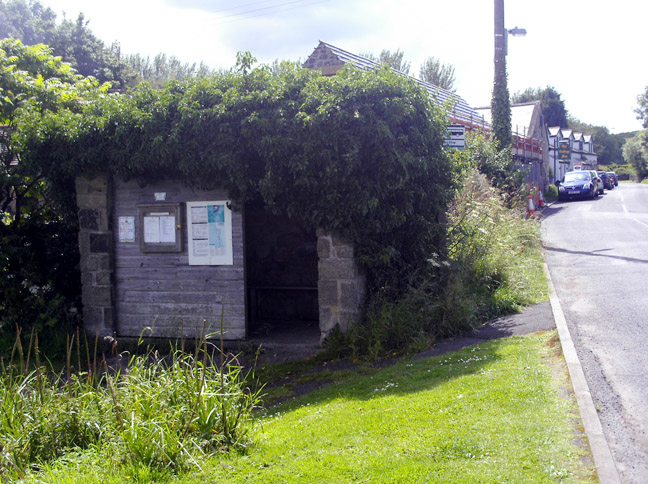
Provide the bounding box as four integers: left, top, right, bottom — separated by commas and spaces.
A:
326, 168, 545, 360
17, 61, 454, 297
443, 169, 546, 323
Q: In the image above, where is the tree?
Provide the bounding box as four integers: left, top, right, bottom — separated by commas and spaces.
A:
123, 52, 217, 89
622, 132, 648, 180
418, 56, 456, 91
512, 86, 569, 128
0, 0, 215, 89
0, 0, 56, 45
0, 38, 109, 331
635, 85, 648, 128
362, 49, 411, 74
1, 0, 133, 87
459, 132, 526, 205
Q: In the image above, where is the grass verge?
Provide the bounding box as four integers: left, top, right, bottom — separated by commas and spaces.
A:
25, 331, 596, 483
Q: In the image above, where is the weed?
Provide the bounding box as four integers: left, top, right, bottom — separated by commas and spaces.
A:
0, 311, 263, 481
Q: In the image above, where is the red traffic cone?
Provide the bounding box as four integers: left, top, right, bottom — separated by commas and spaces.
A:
526, 194, 536, 218
538, 190, 545, 208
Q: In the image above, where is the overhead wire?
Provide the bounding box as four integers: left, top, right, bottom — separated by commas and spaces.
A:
211, 0, 331, 25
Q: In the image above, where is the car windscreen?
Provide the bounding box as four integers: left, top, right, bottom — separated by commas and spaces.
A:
564, 173, 589, 182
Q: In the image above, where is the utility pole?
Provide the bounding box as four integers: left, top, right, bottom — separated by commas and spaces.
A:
491, 0, 512, 150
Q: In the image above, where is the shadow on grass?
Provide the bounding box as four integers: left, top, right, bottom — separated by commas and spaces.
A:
264, 337, 508, 413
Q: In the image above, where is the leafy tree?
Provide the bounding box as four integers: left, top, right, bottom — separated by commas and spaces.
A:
456, 132, 526, 205
623, 131, 648, 180
49, 12, 133, 87
1, 0, 133, 88
123, 52, 217, 89
0, 0, 56, 45
0, 0, 215, 89
362, 49, 411, 75
635, 85, 648, 128
512, 86, 568, 128
418, 56, 455, 91
0, 38, 109, 331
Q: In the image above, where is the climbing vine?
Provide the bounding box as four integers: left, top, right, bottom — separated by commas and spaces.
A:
15, 60, 455, 295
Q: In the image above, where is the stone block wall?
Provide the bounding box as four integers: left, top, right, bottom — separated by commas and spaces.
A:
76, 175, 114, 337
302, 42, 344, 75
316, 230, 366, 342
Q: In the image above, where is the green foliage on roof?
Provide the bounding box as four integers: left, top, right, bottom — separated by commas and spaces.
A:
14, 57, 456, 294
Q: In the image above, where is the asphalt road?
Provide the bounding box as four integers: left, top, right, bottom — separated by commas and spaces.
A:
542, 182, 648, 483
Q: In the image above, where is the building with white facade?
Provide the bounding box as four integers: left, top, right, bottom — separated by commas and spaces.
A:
548, 127, 597, 181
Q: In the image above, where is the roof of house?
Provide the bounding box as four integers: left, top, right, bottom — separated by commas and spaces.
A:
303, 41, 488, 128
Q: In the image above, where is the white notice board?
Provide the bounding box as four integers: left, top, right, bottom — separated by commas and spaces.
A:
186, 201, 233, 265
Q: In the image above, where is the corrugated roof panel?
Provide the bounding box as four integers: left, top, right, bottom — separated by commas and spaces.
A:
318, 42, 487, 128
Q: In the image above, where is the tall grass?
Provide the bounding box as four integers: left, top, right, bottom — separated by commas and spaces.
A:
325, 169, 546, 359
444, 169, 546, 320
0, 321, 262, 481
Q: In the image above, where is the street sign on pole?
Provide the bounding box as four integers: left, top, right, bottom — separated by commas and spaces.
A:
445, 124, 466, 150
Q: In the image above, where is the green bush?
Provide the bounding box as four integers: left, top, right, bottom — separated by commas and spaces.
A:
17, 60, 454, 296
326, 167, 546, 360
544, 184, 558, 200
443, 169, 546, 322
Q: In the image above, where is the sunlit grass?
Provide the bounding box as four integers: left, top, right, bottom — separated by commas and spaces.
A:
26, 331, 595, 483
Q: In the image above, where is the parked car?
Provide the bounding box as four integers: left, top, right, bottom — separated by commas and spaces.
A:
597, 170, 614, 190
558, 171, 598, 201
589, 170, 604, 195
607, 171, 619, 187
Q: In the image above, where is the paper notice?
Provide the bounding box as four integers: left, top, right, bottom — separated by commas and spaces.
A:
191, 206, 208, 224
159, 215, 176, 243
143, 216, 160, 243
193, 239, 210, 257
118, 216, 135, 242
191, 223, 209, 239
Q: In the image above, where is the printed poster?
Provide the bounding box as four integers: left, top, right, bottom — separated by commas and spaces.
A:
187, 201, 233, 265
118, 216, 136, 242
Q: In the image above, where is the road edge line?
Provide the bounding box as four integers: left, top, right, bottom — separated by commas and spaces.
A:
543, 262, 621, 484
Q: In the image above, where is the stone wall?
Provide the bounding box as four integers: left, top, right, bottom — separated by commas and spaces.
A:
76, 175, 114, 337
316, 230, 366, 342
302, 43, 344, 75
76, 174, 367, 343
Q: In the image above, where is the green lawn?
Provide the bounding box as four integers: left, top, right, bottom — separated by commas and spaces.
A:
30, 331, 596, 483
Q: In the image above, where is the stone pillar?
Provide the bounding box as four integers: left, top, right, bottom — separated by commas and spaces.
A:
316, 230, 366, 343
76, 175, 114, 337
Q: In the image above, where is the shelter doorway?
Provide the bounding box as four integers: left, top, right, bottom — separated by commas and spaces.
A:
244, 203, 319, 339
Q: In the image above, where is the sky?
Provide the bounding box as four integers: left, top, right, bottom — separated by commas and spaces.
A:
40, 0, 648, 134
